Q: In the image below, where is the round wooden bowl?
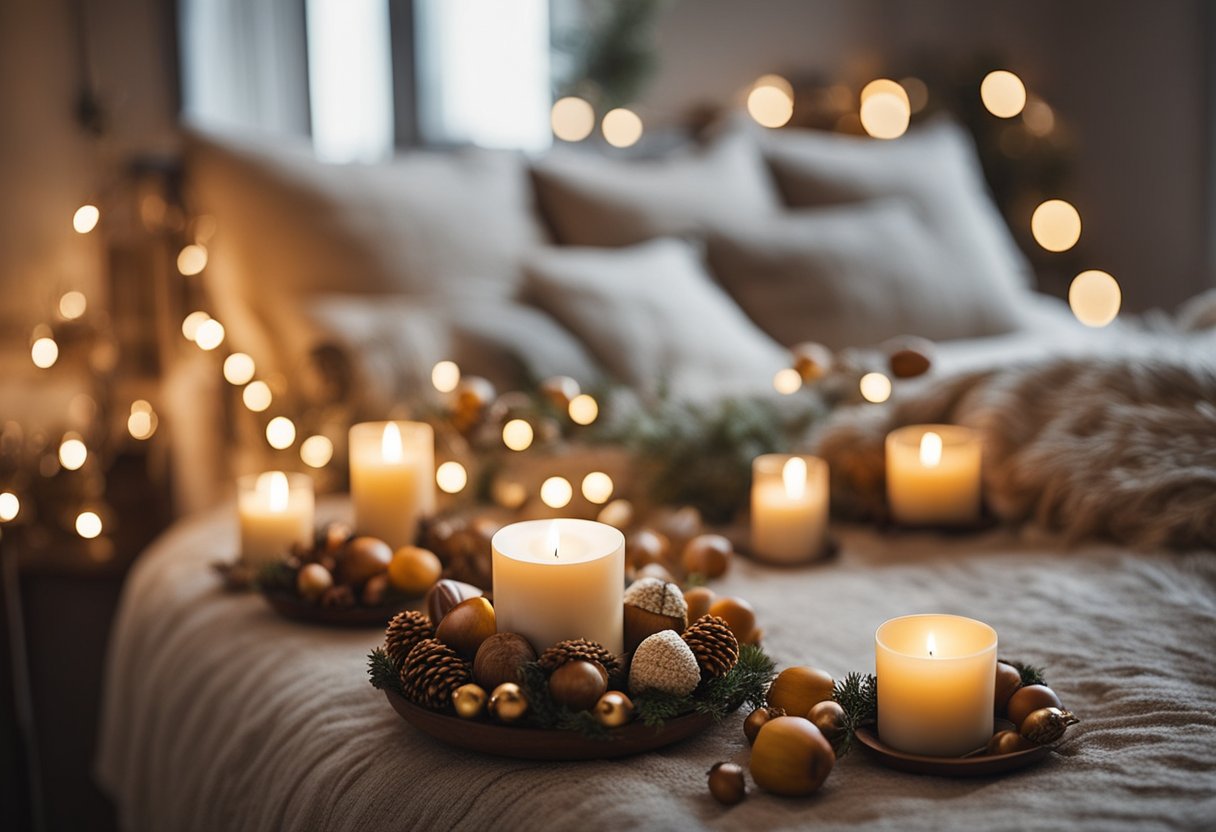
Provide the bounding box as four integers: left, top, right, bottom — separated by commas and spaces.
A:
261, 590, 408, 628
855, 719, 1050, 777
385, 690, 718, 760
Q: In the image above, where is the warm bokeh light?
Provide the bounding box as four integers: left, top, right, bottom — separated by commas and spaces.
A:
0, 492, 19, 522
194, 319, 225, 351
131, 399, 153, 414
568, 393, 599, 425
75, 510, 103, 539
860, 78, 909, 107
859, 372, 893, 403
436, 460, 469, 494
602, 108, 643, 148
59, 290, 87, 320
243, 380, 273, 412
127, 407, 157, 440
431, 360, 461, 393
540, 476, 573, 509
223, 352, 256, 385
31, 337, 59, 369
859, 85, 910, 140
981, 70, 1027, 118
900, 76, 929, 113
1031, 199, 1082, 252
1069, 270, 1122, 327
581, 471, 614, 504
266, 416, 297, 450
73, 204, 100, 234
772, 368, 802, 395
300, 435, 334, 468
747, 77, 794, 128
59, 437, 87, 470
492, 478, 528, 510
177, 243, 209, 276
181, 310, 211, 341
502, 418, 534, 451
1023, 96, 1055, 136
551, 96, 595, 142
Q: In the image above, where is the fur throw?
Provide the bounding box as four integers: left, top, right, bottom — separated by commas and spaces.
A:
814, 355, 1216, 550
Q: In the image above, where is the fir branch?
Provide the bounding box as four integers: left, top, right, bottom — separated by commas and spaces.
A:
635, 690, 695, 727
728, 644, 779, 711
368, 648, 403, 696
1004, 659, 1047, 687
832, 672, 878, 758
255, 560, 296, 593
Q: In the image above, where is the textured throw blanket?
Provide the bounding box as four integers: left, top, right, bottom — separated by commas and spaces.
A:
96, 501, 1216, 831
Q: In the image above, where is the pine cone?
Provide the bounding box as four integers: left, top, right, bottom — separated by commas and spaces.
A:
682, 615, 740, 680
537, 638, 622, 678
400, 638, 472, 710
384, 610, 435, 669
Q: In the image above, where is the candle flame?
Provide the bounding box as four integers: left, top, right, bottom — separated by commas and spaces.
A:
546, 521, 560, 559
927, 631, 937, 657
258, 471, 290, 513
782, 456, 807, 500
920, 431, 943, 468
382, 422, 403, 463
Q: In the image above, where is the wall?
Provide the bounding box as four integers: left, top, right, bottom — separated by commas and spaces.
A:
640, 0, 1213, 312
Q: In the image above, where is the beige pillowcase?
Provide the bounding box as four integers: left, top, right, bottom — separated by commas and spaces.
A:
707, 203, 1018, 348
762, 120, 1032, 333
525, 238, 788, 400
531, 131, 780, 247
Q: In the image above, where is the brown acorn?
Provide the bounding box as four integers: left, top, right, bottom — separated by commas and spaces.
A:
473, 632, 537, 690
994, 661, 1023, 715
424, 579, 484, 624
336, 536, 392, 586
435, 596, 497, 659
807, 700, 848, 750
743, 706, 786, 745
681, 534, 732, 579
625, 529, 670, 568
1008, 684, 1063, 730
623, 577, 688, 653
986, 730, 1034, 755
707, 762, 747, 806
297, 563, 333, 602
889, 348, 932, 379
548, 660, 607, 711
684, 586, 715, 622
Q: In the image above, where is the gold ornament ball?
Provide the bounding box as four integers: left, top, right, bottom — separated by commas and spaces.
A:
548, 659, 607, 712
1020, 707, 1079, 745
743, 706, 785, 745
1007, 684, 1063, 730
707, 762, 747, 806
681, 534, 732, 579
767, 666, 835, 718
986, 729, 1033, 755
750, 716, 835, 797
594, 691, 635, 728
297, 563, 333, 601
488, 682, 529, 723
452, 683, 488, 719
387, 546, 443, 595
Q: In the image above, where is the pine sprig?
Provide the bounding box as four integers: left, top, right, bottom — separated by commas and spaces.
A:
256, 560, 296, 593
1004, 658, 1047, 687
832, 672, 878, 758
368, 648, 403, 696
635, 690, 693, 727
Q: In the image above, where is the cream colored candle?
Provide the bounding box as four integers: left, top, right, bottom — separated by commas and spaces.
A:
238, 471, 314, 567
492, 519, 625, 656
349, 421, 435, 549
750, 454, 829, 563
886, 424, 982, 526
876, 614, 997, 756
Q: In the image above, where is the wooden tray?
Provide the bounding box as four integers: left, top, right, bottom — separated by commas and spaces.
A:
385, 689, 718, 760
855, 719, 1050, 777
261, 591, 408, 628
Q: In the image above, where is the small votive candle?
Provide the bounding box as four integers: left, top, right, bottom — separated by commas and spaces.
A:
238, 471, 314, 567
876, 614, 997, 757
349, 421, 435, 549
750, 454, 829, 563
885, 424, 982, 526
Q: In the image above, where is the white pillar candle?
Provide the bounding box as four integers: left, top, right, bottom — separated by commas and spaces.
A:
238, 471, 314, 567
876, 614, 997, 757
750, 454, 829, 563
349, 421, 435, 550
492, 519, 625, 656
885, 424, 982, 526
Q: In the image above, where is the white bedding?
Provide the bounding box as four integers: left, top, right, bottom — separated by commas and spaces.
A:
96, 499, 1216, 831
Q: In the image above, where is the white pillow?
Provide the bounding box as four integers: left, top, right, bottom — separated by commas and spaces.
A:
525, 238, 788, 400
762, 120, 1033, 328
706, 202, 1023, 348
531, 131, 780, 247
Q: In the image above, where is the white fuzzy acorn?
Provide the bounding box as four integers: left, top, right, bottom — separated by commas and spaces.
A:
629, 630, 701, 697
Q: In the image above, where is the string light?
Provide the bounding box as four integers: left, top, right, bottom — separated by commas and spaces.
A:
540, 476, 573, 509
859, 372, 893, 403
859, 79, 910, 140
581, 471, 614, 504
73, 204, 100, 234
551, 97, 595, 142
31, 336, 59, 369
300, 435, 334, 468
1069, 270, 1121, 327
223, 352, 256, 385
127, 401, 157, 440
502, 419, 534, 451
75, 510, 103, 539
181, 311, 210, 341
980, 70, 1027, 118
602, 108, 643, 148
57, 436, 87, 470
436, 461, 468, 494
194, 319, 225, 351
747, 75, 794, 128
0, 492, 19, 522
431, 360, 461, 393
177, 244, 208, 276
1031, 199, 1082, 252
243, 380, 273, 412
568, 394, 599, 426
773, 368, 802, 395
58, 291, 87, 320
266, 416, 296, 449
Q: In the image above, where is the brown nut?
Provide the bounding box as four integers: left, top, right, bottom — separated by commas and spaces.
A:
297, 563, 333, 602
707, 762, 747, 806
707, 596, 756, 644
681, 534, 732, 579
336, 536, 392, 586
424, 578, 484, 624
548, 660, 607, 712
684, 586, 716, 622
360, 573, 390, 606
436, 596, 497, 659
625, 529, 670, 568
473, 632, 537, 690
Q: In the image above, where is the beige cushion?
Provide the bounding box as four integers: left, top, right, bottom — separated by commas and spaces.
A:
707, 202, 1018, 348
762, 120, 1032, 333
525, 238, 788, 400
531, 131, 780, 247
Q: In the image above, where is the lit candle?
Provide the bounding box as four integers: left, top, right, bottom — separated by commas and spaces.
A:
885, 425, 982, 526
750, 454, 829, 563
492, 519, 625, 656
349, 421, 435, 549
238, 471, 314, 567
876, 614, 997, 756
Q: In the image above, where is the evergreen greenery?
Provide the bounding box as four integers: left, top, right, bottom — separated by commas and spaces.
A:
1006, 659, 1047, 687
832, 672, 878, 757
368, 648, 403, 696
